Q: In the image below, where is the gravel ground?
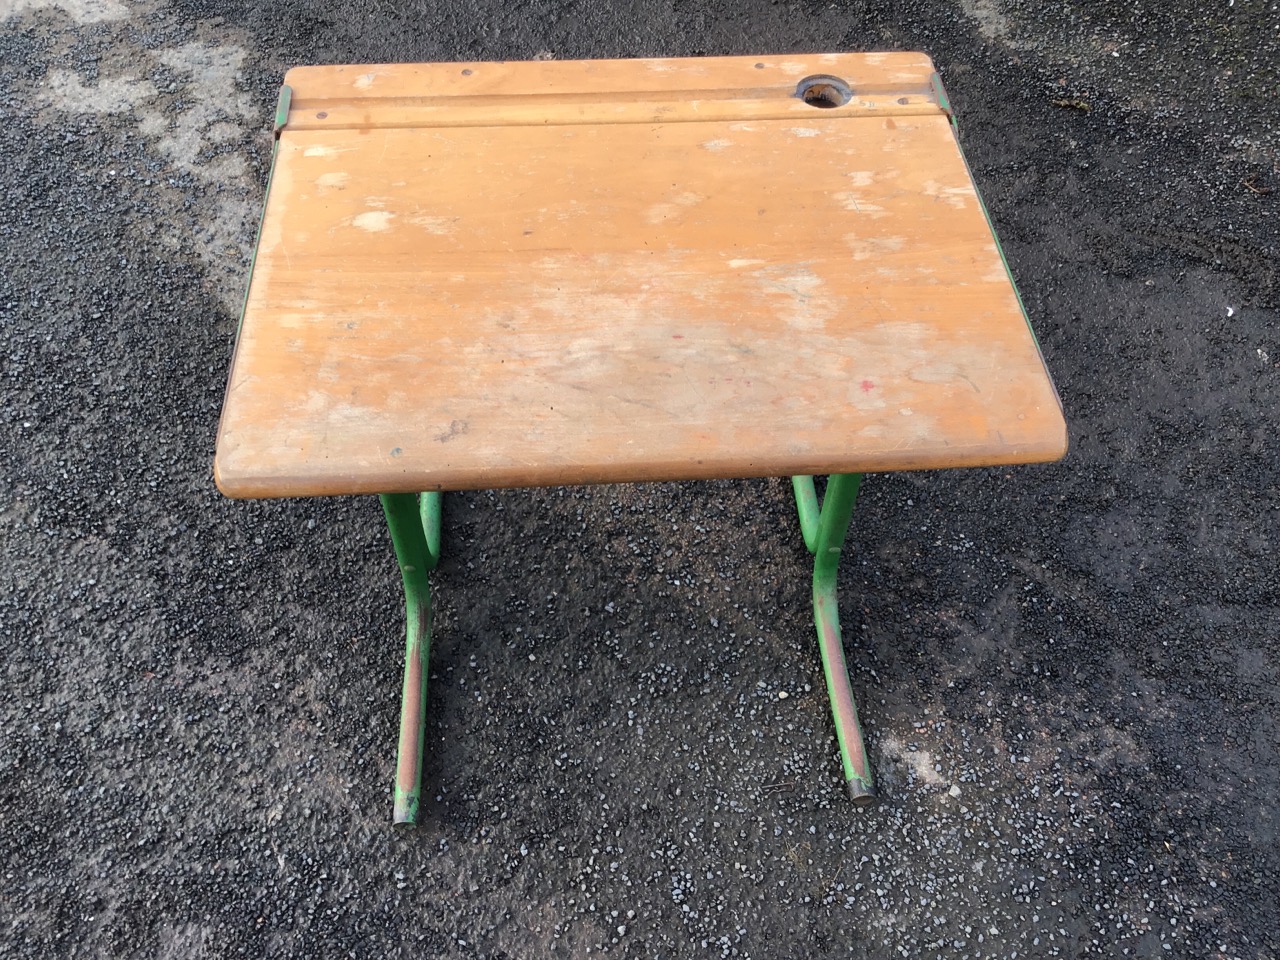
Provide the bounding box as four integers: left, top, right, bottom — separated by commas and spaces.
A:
1, 1, 1277, 957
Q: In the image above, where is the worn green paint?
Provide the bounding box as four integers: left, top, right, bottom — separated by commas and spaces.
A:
380, 492, 443, 824
794, 473, 876, 803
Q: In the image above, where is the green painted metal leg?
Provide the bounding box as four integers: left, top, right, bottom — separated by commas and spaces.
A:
380, 492, 442, 825
793, 474, 877, 805
792, 476, 821, 554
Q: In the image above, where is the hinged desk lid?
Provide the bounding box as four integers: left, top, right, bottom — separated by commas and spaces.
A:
216, 53, 1066, 498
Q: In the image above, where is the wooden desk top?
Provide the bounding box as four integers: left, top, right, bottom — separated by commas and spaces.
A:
215, 53, 1066, 498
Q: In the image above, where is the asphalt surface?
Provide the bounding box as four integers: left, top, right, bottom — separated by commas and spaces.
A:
1, 1, 1277, 958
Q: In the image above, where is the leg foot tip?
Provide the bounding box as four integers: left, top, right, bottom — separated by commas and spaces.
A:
846, 777, 876, 806
393, 797, 420, 825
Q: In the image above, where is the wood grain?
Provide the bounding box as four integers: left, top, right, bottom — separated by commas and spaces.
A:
215, 53, 1066, 498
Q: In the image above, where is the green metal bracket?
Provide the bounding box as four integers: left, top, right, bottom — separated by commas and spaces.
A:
380, 492, 442, 824
792, 474, 876, 804
928, 72, 953, 124
273, 84, 293, 138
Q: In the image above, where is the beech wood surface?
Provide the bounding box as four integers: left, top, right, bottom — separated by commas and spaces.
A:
215, 53, 1066, 497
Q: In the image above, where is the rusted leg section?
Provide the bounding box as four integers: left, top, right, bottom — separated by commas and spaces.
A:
380, 493, 441, 825
797, 474, 876, 804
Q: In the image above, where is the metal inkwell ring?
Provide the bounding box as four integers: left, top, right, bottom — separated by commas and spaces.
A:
795, 74, 853, 108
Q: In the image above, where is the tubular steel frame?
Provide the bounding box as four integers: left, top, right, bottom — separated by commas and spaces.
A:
379, 492, 440, 825
791, 474, 876, 803
379, 477, 874, 823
